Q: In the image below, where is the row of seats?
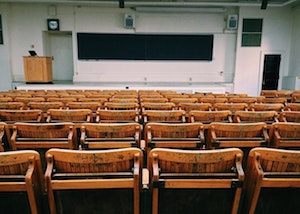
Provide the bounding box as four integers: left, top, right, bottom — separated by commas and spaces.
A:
0, 108, 300, 125
1, 121, 300, 153
1, 147, 300, 214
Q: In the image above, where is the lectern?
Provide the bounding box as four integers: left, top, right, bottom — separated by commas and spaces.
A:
23, 56, 53, 83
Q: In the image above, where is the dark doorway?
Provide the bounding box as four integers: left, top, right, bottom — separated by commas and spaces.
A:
262, 54, 281, 90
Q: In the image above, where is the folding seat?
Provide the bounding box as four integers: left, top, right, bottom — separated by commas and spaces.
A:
148, 148, 244, 214
0, 101, 25, 110
279, 111, 300, 122
45, 148, 143, 214
269, 122, 300, 148
142, 110, 186, 125
249, 103, 284, 112
96, 109, 140, 123
213, 103, 248, 113
244, 148, 300, 214
206, 122, 269, 150
80, 122, 142, 149
0, 150, 43, 214
234, 110, 279, 125
284, 103, 300, 111
0, 109, 43, 125
10, 122, 77, 150
188, 110, 232, 124
144, 122, 205, 154
104, 102, 139, 111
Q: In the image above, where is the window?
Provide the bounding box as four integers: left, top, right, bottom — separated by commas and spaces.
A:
0, 15, 3, 44
241, 19, 263, 47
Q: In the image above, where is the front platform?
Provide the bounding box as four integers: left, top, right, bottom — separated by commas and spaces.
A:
14, 81, 233, 94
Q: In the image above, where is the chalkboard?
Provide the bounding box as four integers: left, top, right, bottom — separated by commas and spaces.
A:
77, 33, 213, 61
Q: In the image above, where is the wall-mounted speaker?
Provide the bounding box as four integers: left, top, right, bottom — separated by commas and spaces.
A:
124, 14, 135, 29
227, 14, 238, 30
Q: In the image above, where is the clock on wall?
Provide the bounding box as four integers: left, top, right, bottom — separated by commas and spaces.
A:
47, 19, 59, 31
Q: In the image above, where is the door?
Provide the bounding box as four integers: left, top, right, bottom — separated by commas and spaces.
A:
44, 31, 73, 81
262, 54, 281, 90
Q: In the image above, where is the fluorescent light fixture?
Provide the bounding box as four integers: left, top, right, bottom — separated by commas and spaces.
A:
134, 6, 227, 13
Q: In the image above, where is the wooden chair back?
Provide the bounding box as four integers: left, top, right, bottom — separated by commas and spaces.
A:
0, 97, 14, 102
207, 122, 269, 149
0, 150, 43, 214
244, 148, 300, 214
199, 97, 228, 104
142, 110, 186, 124
10, 122, 77, 150
0, 101, 25, 110
169, 98, 198, 106
148, 148, 244, 214
104, 102, 139, 110
66, 101, 101, 112
284, 103, 300, 111
78, 97, 108, 104
279, 111, 300, 122
27, 101, 64, 112
269, 122, 300, 148
260, 90, 278, 98
80, 122, 142, 149
228, 97, 257, 104
47, 97, 77, 104
249, 103, 284, 112
14, 97, 45, 108
144, 122, 205, 153
109, 98, 139, 103
213, 103, 248, 112
46, 109, 93, 124
189, 110, 232, 123
178, 103, 212, 113
0, 109, 43, 124
234, 110, 279, 124
96, 109, 140, 123
141, 102, 176, 111
261, 97, 287, 104
140, 98, 168, 103
45, 148, 142, 214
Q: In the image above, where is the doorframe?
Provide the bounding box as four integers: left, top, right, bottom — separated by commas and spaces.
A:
258, 50, 286, 94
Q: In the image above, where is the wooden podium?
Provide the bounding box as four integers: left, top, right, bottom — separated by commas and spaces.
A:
23, 56, 53, 83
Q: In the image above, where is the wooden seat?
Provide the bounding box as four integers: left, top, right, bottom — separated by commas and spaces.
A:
14, 97, 45, 108
0, 109, 43, 125
80, 122, 142, 149
45, 148, 142, 214
169, 98, 198, 106
148, 148, 244, 214
269, 122, 300, 148
140, 98, 168, 103
178, 102, 212, 113
244, 148, 300, 214
260, 90, 278, 98
109, 98, 139, 103
284, 103, 300, 111
234, 110, 279, 124
261, 97, 287, 105
0, 101, 25, 110
199, 97, 228, 104
0, 150, 43, 214
249, 103, 284, 112
188, 110, 232, 123
47, 97, 77, 105
66, 101, 101, 112
228, 97, 257, 105
78, 97, 108, 104
144, 122, 205, 154
96, 109, 140, 123
213, 103, 248, 113
10, 122, 77, 150
46, 109, 93, 124
104, 102, 139, 110
141, 102, 176, 111
279, 111, 300, 122
207, 122, 269, 150
142, 110, 186, 124
27, 101, 64, 112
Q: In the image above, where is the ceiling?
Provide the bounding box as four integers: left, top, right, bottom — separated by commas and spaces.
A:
0, 0, 299, 9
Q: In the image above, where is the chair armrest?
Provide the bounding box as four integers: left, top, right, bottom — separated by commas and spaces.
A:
44, 154, 54, 193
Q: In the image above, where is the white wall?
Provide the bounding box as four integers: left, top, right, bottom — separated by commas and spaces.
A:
289, 5, 300, 77
1, 3, 297, 94
234, 7, 293, 96
0, 4, 12, 90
